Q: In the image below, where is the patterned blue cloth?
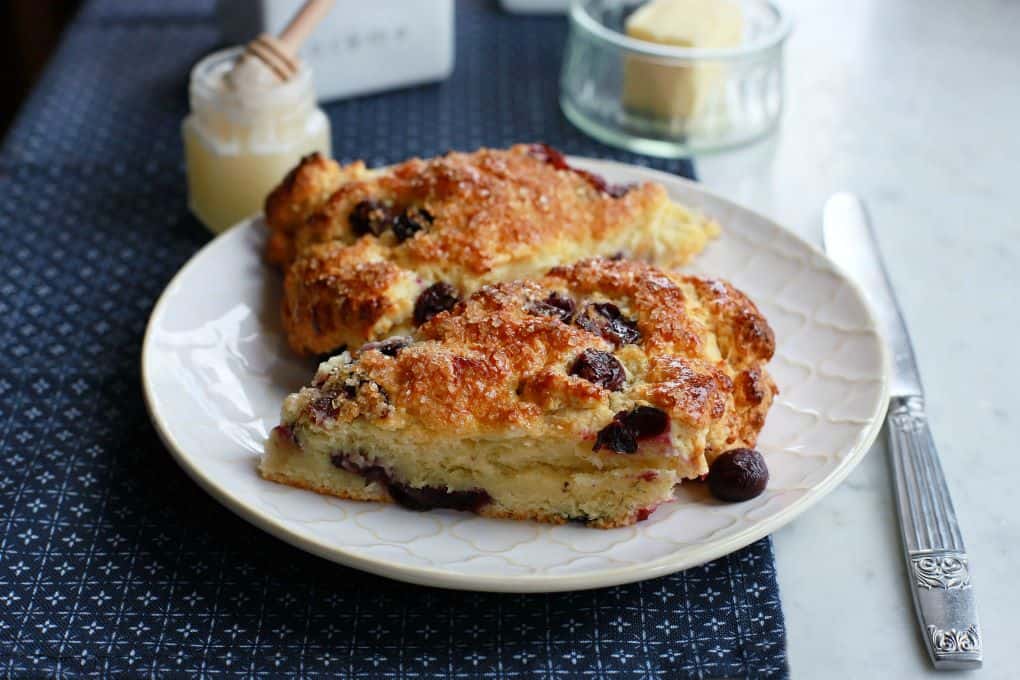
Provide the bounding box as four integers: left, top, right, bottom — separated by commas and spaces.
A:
0, 1, 788, 677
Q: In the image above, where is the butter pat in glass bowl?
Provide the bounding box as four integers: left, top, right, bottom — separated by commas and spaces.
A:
560, 0, 791, 156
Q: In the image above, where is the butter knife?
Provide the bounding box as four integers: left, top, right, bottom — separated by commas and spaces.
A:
823, 193, 982, 670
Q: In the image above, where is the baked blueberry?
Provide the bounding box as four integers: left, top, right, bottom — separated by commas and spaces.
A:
620, 405, 669, 438
361, 336, 412, 357
527, 143, 633, 197
574, 302, 642, 346
569, 348, 626, 391
328, 452, 388, 485
530, 291, 576, 323
593, 420, 637, 454
527, 142, 570, 170
393, 206, 433, 242
593, 406, 669, 453
348, 200, 395, 236
309, 391, 341, 423
273, 424, 298, 447
387, 484, 491, 512
413, 282, 460, 325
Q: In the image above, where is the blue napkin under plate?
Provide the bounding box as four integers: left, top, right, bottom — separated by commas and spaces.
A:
0, 1, 788, 677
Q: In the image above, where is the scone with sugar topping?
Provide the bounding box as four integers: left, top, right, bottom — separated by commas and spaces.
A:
260, 258, 776, 528
264, 144, 720, 355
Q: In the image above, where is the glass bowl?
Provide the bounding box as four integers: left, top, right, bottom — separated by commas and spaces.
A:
560, 0, 791, 156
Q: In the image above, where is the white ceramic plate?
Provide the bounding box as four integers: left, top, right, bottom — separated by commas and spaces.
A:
142, 158, 889, 592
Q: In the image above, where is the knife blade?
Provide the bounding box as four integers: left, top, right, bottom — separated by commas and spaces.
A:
823, 193, 982, 670
822, 194, 923, 397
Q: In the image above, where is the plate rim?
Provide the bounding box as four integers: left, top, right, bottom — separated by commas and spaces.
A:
141, 156, 891, 592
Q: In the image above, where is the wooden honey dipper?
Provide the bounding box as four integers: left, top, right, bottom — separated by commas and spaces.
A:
228, 0, 335, 86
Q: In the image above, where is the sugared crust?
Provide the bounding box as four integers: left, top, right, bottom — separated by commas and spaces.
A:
281, 239, 416, 353
313, 147, 666, 276
279, 146, 666, 272
267, 145, 720, 355
686, 277, 776, 362
263, 153, 367, 267
286, 258, 776, 461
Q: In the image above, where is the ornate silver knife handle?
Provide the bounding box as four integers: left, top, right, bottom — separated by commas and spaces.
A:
825, 193, 982, 669
888, 395, 981, 669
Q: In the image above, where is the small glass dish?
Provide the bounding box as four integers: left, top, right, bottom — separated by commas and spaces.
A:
560, 0, 791, 156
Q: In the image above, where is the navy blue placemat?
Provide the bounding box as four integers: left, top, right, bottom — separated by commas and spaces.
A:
0, 1, 788, 677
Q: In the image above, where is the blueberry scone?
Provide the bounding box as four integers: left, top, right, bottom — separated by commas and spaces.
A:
260, 258, 775, 528
264, 144, 720, 355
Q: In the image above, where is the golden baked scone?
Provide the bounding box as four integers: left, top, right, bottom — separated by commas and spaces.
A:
260, 258, 776, 528
264, 154, 370, 267
264, 144, 720, 355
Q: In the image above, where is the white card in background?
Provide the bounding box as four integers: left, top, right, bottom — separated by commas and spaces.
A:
216, 0, 455, 102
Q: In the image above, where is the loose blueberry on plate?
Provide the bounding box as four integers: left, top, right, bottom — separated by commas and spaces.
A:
707, 448, 769, 502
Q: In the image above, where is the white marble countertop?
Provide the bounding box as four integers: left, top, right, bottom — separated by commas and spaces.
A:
697, 0, 1019, 677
